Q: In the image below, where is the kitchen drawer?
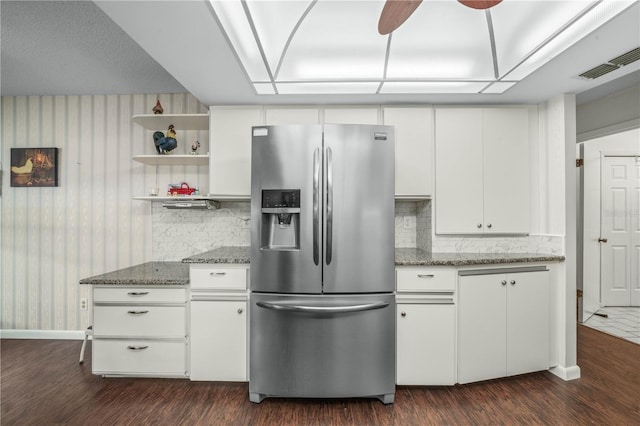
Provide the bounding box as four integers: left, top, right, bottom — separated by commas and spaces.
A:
396, 268, 456, 292
93, 287, 186, 304
92, 339, 186, 376
93, 306, 186, 338
190, 266, 248, 290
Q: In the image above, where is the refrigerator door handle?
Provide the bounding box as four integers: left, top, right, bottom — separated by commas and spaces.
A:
326, 146, 333, 265
256, 301, 388, 314
313, 147, 320, 266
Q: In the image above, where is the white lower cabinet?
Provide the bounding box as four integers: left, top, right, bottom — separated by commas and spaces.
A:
190, 299, 247, 381
397, 302, 455, 385
91, 286, 187, 377
458, 269, 549, 384
189, 264, 249, 382
396, 268, 456, 385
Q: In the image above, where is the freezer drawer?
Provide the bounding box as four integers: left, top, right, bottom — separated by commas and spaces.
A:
249, 293, 395, 403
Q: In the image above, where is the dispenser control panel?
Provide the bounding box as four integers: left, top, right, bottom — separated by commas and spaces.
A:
262, 189, 300, 209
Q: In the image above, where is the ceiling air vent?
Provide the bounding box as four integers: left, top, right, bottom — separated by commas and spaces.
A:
609, 47, 640, 66
579, 47, 640, 79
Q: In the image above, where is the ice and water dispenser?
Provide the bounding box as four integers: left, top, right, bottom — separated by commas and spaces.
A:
260, 189, 301, 250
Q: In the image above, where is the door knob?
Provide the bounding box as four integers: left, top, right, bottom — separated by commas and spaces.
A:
401, 312, 407, 317
598, 237, 608, 243
477, 223, 482, 228
237, 308, 244, 314
487, 224, 492, 229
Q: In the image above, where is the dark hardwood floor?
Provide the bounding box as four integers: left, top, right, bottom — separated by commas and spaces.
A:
2, 325, 639, 425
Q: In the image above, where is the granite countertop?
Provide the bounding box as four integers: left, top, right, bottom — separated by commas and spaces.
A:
182, 246, 250, 264
79, 261, 189, 285
394, 248, 565, 266
80, 247, 565, 285
183, 246, 565, 266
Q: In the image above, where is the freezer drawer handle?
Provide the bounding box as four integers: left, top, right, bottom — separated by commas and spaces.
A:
127, 345, 149, 351
127, 292, 149, 296
209, 272, 227, 276
417, 274, 435, 278
256, 301, 388, 313
127, 310, 149, 315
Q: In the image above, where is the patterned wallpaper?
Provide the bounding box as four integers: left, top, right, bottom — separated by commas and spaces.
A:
1, 93, 207, 332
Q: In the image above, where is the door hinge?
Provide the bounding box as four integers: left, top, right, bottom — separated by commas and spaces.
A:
576, 159, 584, 167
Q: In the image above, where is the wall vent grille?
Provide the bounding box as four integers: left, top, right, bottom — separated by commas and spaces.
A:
578, 47, 640, 79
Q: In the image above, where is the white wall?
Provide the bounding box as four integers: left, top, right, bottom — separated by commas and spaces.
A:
577, 84, 640, 142
1, 93, 207, 332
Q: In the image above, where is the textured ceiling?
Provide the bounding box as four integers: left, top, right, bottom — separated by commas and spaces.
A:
1, 0, 639, 106
0, 0, 186, 96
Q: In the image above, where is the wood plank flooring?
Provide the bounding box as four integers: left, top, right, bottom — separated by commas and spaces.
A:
2, 325, 639, 425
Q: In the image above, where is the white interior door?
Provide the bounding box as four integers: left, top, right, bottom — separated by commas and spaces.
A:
600, 156, 640, 306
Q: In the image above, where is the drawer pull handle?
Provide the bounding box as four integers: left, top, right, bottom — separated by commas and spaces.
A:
127, 310, 149, 315
127, 345, 149, 351
209, 272, 227, 277
127, 292, 149, 296
417, 274, 435, 278
237, 308, 244, 314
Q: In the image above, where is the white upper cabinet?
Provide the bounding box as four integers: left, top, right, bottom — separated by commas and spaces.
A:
435, 107, 530, 235
323, 108, 379, 125
383, 107, 433, 199
265, 108, 320, 125
209, 107, 263, 199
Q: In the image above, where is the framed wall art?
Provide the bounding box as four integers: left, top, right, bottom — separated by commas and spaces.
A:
10, 148, 59, 187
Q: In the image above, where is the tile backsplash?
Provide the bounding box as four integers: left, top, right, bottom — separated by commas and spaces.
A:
152, 199, 562, 260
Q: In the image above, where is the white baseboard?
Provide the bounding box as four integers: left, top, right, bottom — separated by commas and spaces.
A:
549, 365, 581, 381
1, 329, 85, 340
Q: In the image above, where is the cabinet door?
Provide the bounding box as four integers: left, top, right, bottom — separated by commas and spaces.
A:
458, 274, 506, 384
506, 271, 549, 376
383, 107, 433, 198
265, 108, 320, 125
323, 108, 379, 125
483, 108, 530, 234
397, 303, 455, 385
435, 109, 484, 234
190, 300, 247, 381
209, 107, 263, 197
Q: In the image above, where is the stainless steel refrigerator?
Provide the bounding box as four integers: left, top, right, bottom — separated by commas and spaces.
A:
249, 124, 395, 404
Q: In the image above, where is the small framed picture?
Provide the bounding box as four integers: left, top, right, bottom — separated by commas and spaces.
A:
10, 148, 59, 187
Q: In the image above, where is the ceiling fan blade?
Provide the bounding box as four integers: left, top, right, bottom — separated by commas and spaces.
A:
458, 0, 503, 10
378, 0, 423, 35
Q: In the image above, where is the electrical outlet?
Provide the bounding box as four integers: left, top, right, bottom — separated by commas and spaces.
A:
80, 298, 88, 311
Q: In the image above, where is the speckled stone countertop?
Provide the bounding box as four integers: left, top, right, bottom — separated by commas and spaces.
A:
182, 246, 250, 264
394, 248, 565, 266
79, 261, 189, 285
80, 248, 565, 285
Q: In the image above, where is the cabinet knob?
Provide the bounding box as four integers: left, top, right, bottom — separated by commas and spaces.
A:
510, 280, 516, 285
237, 308, 244, 314
501, 280, 507, 286
477, 223, 482, 228
401, 312, 407, 317
487, 223, 492, 229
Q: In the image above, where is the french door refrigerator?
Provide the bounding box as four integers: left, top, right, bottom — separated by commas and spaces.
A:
249, 124, 395, 404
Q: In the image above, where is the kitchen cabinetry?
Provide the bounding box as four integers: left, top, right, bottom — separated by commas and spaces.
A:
189, 264, 248, 381
457, 267, 549, 384
131, 113, 210, 200
435, 108, 530, 234
91, 286, 188, 377
323, 107, 379, 125
383, 107, 433, 199
209, 107, 263, 199
265, 107, 320, 125
396, 268, 456, 385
